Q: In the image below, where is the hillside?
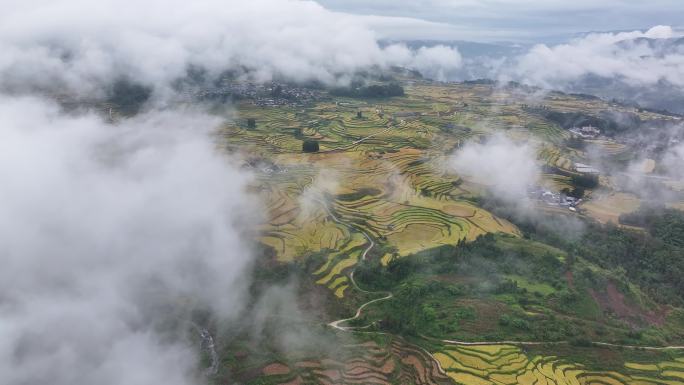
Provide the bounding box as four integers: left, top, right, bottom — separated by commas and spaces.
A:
212, 78, 684, 384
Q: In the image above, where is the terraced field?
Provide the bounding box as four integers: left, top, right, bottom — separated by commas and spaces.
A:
224, 81, 671, 299
255, 338, 454, 385
225, 87, 522, 292
251, 338, 684, 385
539, 144, 576, 171
221, 81, 684, 385
433, 343, 684, 385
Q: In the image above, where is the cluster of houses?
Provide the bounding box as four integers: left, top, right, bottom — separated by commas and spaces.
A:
528, 187, 581, 211
574, 162, 600, 175
244, 159, 289, 174
569, 125, 601, 139
189, 82, 321, 107
255, 83, 322, 107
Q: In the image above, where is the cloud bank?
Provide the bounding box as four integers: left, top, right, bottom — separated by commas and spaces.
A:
449, 134, 539, 202
0, 0, 463, 99
663, 142, 684, 180
0, 97, 256, 385
513, 26, 684, 88
387, 44, 463, 81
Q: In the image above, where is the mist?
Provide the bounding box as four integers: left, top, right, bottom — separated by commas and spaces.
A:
0, 0, 464, 99
450, 134, 539, 203
513, 26, 683, 88
0, 97, 257, 385
662, 142, 684, 180
5, 2, 681, 383
449, 134, 587, 240
0, 2, 473, 383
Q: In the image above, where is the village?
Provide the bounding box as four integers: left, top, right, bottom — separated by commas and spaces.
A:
527, 186, 582, 211
569, 125, 601, 139
189, 81, 323, 107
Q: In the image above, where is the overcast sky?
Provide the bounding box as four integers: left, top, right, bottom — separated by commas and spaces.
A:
317, 0, 684, 42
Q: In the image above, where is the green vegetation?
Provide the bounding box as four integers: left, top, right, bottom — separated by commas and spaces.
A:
620, 205, 684, 247
217, 78, 684, 384
302, 139, 319, 152
354, 234, 591, 341
513, 210, 684, 308
571, 172, 599, 188
330, 83, 405, 98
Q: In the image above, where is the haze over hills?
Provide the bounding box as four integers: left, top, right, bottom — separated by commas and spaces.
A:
1, 1, 684, 385
390, 28, 684, 114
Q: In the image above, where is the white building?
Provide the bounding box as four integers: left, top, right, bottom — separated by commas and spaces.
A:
574, 162, 600, 174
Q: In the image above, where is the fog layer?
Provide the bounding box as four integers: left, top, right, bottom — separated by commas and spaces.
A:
0, 97, 256, 385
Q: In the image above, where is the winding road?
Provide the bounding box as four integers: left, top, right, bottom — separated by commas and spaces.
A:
315, 196, 394, 331
322, 194, 684, 351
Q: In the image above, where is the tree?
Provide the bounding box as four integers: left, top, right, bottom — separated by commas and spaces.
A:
329, 83, 405, 98
561, 187, 584, 199
247, 118, 256, 129
565, 135, 585, 150
357, 111, 363, 119
302, 140, 319, 153
571, 173, 598, 188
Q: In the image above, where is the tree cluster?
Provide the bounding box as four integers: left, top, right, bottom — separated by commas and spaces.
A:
330, 83, 404, 98
302, 140, 319, 153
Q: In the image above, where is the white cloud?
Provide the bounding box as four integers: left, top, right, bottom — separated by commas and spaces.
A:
383, 44, 462, 80
0, 0, 467, 97
0, 97, 256, 385
663, 142, 684, 180
450, 134, 539, 201
513, 26, 684, 88
410, 45, 463, 80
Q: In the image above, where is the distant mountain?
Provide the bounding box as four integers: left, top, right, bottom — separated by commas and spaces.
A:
566, 76, 684, 115
568, 36, 684, 114
386, 36, 684, 114
615, 36, 684, 55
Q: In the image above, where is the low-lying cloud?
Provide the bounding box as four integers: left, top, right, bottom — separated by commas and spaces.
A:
385, 44, 463, 80
662, 142, 684, 180
0, 97, 256, 385
513, 26, 684, 88
450, 134, 587, 240
0, 0, 463, 99
450, 134, 540, 202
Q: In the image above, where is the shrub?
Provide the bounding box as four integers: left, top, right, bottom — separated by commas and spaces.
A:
302, 140, 319, 153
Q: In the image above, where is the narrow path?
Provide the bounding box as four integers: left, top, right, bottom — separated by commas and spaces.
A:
593, 342, 684, 350
321, 195, 684, 351
329, 292, 393, 330
431, 334, 684, 351
436, 337, 561, 347
316, 197, 393, 330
